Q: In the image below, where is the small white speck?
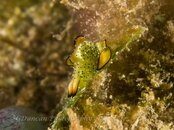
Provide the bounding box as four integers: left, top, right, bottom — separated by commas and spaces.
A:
109, 95, 113, 99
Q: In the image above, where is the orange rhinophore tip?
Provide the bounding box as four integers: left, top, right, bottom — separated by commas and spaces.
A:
97, 47, 111, 70
74, 35, 85, 47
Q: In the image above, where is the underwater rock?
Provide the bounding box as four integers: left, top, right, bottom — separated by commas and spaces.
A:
0, 106, 48, 130
52, 0, 174, 129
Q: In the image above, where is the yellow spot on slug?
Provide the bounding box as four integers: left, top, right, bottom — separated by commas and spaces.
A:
98, 47, 111, 70
68, 80, 74, 97
68, 78, 80, 97
74, 35, 85, 47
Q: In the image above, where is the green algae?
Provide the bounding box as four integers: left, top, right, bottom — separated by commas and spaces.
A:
0, 0, 173, 130
51, 25, 145, 129
51, 0, 174, 130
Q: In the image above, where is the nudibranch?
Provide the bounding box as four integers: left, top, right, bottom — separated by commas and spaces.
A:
66, 36, 111, 97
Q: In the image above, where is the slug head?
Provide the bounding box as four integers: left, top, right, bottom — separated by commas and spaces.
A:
67, 36, 99, 69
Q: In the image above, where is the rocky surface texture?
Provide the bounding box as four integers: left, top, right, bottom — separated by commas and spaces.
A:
0, 0, 70, 114
0, 0, 173, 130
52, 0, 174, 130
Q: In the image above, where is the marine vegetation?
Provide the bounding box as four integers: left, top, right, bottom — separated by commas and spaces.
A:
52, 26, 145, 129
0, 0, 174, 130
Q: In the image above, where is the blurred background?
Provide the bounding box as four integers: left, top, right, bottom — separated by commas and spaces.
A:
0, 0, 174, 129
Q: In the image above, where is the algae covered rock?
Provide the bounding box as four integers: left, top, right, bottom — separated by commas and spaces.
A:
51, 0, 174, 130
0, 0, 173, 130
0, 0, 70, 114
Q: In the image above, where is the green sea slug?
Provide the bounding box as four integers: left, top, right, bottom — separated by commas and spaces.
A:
66, 36, 111, 97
